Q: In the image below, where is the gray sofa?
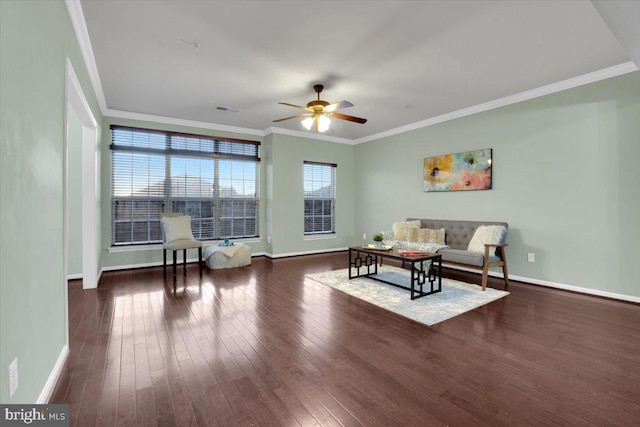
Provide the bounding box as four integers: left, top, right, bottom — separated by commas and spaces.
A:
407, 218, 510, 291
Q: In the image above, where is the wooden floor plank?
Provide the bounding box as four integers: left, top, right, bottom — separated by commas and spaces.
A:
51, 253, 640, 426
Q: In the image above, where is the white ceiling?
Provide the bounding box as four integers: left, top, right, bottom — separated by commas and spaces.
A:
78, 0, 636, 141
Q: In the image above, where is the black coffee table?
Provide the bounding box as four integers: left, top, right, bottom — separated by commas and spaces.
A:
348, 246, 442, 300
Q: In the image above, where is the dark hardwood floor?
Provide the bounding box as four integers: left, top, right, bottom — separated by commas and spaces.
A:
51, 252, 640, 426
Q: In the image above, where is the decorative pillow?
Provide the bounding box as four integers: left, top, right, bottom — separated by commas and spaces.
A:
161, 215, 194, 243
392, 220, 421, 241
467, 225, 506, 257
410, 227, 446, 245
380, 230, 394, 241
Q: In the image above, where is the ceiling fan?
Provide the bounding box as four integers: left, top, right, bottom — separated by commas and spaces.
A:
273, 84, 367, 133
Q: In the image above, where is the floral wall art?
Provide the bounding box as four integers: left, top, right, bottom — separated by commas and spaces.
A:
423, 148, 492, 192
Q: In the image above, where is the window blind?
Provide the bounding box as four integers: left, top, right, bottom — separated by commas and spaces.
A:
110, 125, 260, 245
303, 161, 336, 234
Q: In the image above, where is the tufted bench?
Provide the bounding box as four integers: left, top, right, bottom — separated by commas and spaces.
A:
407, 218, 509, 291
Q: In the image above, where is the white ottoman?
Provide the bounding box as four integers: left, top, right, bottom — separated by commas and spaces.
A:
204, 243, 251, 269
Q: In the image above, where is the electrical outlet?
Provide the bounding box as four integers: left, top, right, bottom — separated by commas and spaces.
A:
363, 233, 367, 240
527, 253, 535, 263
9, 358, 18, 397
267, 236, 271, 244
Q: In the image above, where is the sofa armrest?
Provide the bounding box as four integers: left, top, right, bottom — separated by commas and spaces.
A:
484, 243, 508, 259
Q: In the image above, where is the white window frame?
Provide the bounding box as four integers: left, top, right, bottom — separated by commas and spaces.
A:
303, 161, 336, 236
110, 125, 260, 246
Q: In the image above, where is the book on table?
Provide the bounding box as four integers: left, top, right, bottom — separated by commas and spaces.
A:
397, 249, 430, 256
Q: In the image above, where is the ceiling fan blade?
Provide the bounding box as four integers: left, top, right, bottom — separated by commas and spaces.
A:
330, 112, 367, 124
325, 100, 353, 113
278, 102, 308, 110
272, 113, 311, 123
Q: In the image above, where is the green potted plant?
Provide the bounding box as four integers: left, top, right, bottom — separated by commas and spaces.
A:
373, 233, 384, 248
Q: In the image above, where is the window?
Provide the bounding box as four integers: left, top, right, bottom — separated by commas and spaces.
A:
303, 161, 336, 235
110, 125, 259, 245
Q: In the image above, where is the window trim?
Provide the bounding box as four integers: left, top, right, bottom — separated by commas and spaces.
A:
107, 236, 263, 253
303, 160, 337, 168
110, 125, 260, 146
110, 125, 260, 246
302, 233, 338, 241
303, 160, 337, 236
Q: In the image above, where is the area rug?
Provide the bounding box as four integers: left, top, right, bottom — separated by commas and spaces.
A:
305, 265, 509, 326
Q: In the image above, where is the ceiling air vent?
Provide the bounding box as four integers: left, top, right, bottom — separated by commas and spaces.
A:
216, 106, 241, 113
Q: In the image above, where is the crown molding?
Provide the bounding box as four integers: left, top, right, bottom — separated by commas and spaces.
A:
104, 109, 267, 137
265, 127, 354, 145
65, 0, 108, 113
104, 109, 356, 144
354, 61, 639, 144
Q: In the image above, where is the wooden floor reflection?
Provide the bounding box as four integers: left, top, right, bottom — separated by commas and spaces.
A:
52, 253, 640, 426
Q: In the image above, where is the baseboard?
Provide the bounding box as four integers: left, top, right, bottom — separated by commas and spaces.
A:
264, 247, 348, 259
37, 344, 69, 404
445, 264, 640, 304
508, 273, 640, 304
99, 252, 267, 274
69, 272, 102, 284
102, 260, 173, 272
101, 257, 205, 272
98, 248, 345, 272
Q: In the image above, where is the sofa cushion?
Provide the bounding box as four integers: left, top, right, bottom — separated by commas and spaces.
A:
467, 225, 506, 257
164, 239, 203, 250
439, 249, 484, 267
439, 248, 501, 267
392, 220, 421, 241
410, 227, 446, 245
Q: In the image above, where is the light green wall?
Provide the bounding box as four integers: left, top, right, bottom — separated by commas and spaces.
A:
354, 72, 640, 298
0, 0, 102, 403
67, 107, 83, 276
267, 134, 356, 255
263, 134, 275, 254
102, 73, 640, 300
99, 118, 356, 265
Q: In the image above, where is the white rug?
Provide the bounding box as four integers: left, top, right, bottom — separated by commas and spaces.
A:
306, 265, 509, 326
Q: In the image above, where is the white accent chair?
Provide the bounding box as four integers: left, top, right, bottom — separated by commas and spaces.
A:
160, 213, 203, 282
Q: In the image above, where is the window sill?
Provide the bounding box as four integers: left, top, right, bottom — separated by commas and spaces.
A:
303, 233, 338, 241
108, 237, 263, 253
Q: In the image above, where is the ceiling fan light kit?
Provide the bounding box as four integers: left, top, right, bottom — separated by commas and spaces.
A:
274, 84, 367, 133
301, 116, 314, 130
300, 114, 330, 132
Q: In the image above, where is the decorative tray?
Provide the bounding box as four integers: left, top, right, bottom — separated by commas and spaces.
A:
362, 244, 393, 251
397, 249, 430, 256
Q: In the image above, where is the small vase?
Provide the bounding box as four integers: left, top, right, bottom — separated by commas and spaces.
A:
374, 241, 382, 248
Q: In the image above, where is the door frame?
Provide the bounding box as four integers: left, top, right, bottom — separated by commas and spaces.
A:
63, 58, 98, 338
